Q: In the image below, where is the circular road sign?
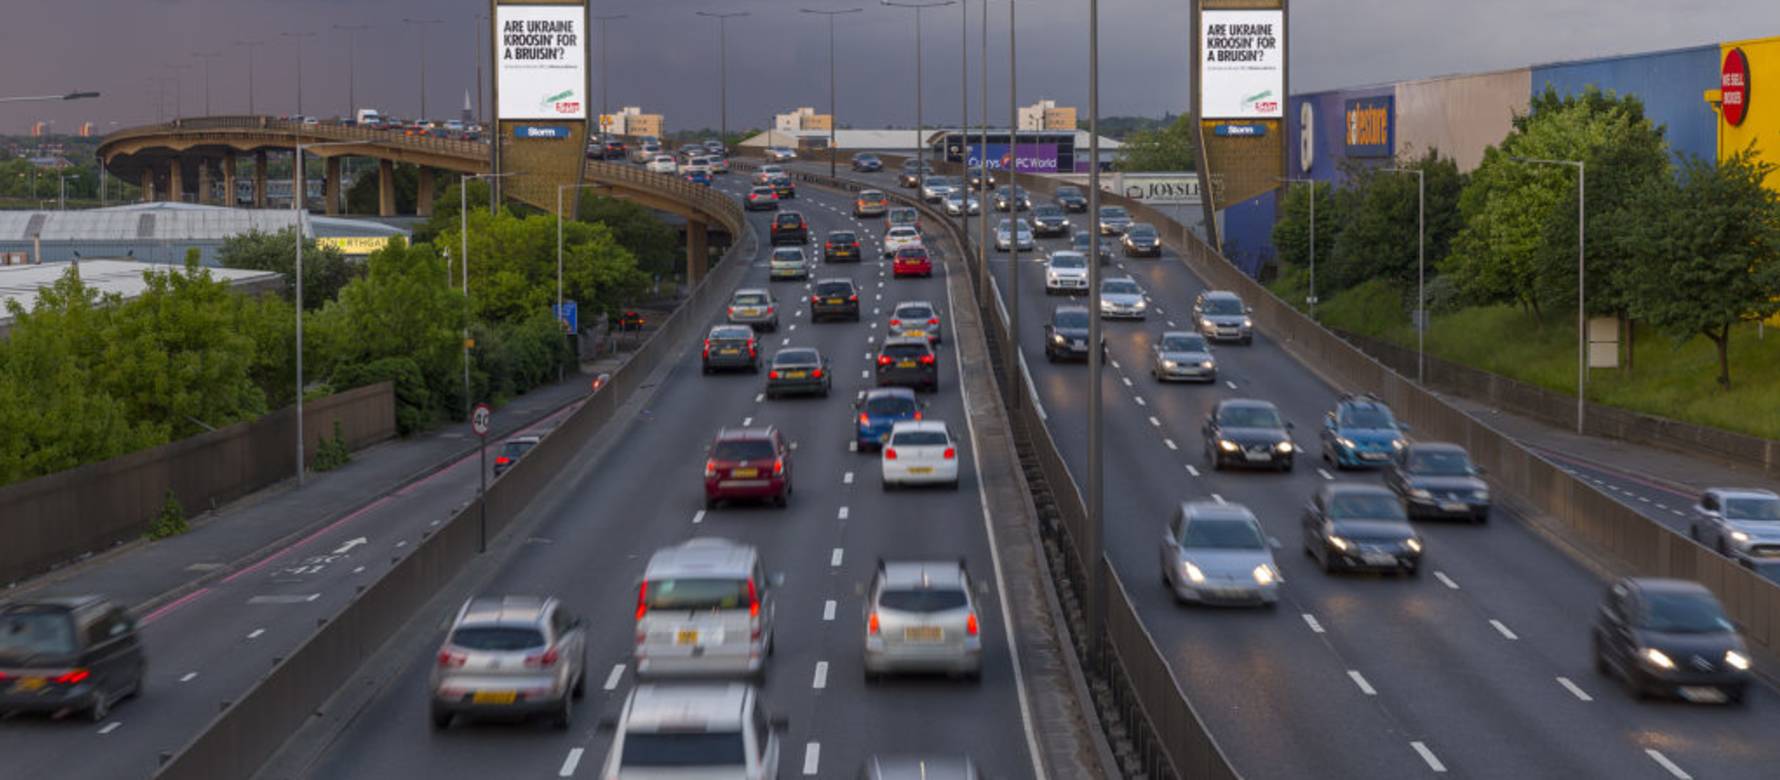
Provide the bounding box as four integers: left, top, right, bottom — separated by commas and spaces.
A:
471, 403, 493, 438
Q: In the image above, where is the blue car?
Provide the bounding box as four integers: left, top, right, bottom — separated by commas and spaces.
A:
1319, 395, 1409, 469
853, 387, 923, 450
685, 170, 713, 186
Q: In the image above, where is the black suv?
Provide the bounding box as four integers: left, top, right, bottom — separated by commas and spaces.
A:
852, 152, 883, 172
823, 231, 862, 263
875, 337, 939, 393
810, 278, 862, 322
0, 596, 146, 722
770, 212, 809, 246
1043, 305, 1103, 363
1201, 398, 1295, 471
1030, 204, 1071, 237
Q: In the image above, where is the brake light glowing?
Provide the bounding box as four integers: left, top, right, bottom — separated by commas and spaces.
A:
943, 447, 956, 460
919, 354, 935, 365
928, 318, 939, 326
859, 413, 870, 425
884, 448, 898, 460
889, 318, 901, 327
811, 368, 823, 378
702, 339, 711, 359
769, 370, 780, 379
966, 613, 979, 636
525, 648, 560, 668
773, 458, 785, 475
437, 651, 466, 668
748, 579, 761, 619
913, 411, 923, 421
877, 354, 893, 366
52, 668, 91, 684
636, 581, 649, 621
495, 456, 512, 466
868, 611, 881, 635
704, 459, 717, 478
811, 295, 821, 303
849, 294, 859, 302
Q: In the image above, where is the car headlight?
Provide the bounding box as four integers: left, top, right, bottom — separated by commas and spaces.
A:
1134, 300, 1148, 310
1405, 538, 1423, 553
1161, 359, 1178, 369
1050, 333, 1066, 344
1276, 441, 1294, 453
1337, 437, 1357, 450
1731, 530, 1751, 543
1726, 650, 1751, 671
1218, 439, 1240, 452
1391, 439, 1407, 450
1201, 360, 1216, 369
1641, 647, 1676, 670
1242, 318, 1253, 328
1253, 564, 1275, 585
1328, 535, 1351, 552
1409, 488, 1433, 499
1183, 561, 1206, 583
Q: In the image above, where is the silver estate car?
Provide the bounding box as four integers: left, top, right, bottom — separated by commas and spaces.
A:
430, 595, 588, 730
769, 247, 810, 281
599, 683, 785, 780
1194, 290, 1254, 344
1160, 502, 1280, 606
726, 289, 779, 331
635, 538, 775, 678
1151, 331, 1216, 383
864, 560, 983, 681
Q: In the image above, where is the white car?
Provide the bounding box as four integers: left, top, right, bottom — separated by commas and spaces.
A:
683, 157, 712, 177
757, 164, 786, 179
708, 155, 731, 174
1045, 251, 1090, 295
599, 683, 783, 779
646, 155, 678, 174
882, 226, 922, 258
769, 247, 810, 281
995, 218, 1035, 252
1099, 277, 1148, 319
881, 421, 960, 489
766, 146, 798, 162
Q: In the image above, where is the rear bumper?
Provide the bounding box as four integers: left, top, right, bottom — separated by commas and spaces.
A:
0, 685, 101, 714
883, 461, 960, 485
892, 263, 933, 277
767, 377, 828, 395
635, 647, 766, 677
876, 368, 938, 389
865, 643, 982, 675
705, 477, 788, 499
811, 303, 859, 319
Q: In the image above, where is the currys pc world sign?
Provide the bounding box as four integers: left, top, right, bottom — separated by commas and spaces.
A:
967, 143, 1060, 173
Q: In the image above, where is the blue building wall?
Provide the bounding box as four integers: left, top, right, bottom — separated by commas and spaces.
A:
1530, 45, 1719, 164
1221, 191, 1277, 277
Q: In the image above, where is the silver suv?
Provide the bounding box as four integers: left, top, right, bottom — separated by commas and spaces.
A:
1193, 290, 1253, 344
863, 559, 982, 681
599, 683, 785, 779
635, 538, 776, 678
429, 595, 587, 730
1691, 488, 1780, 563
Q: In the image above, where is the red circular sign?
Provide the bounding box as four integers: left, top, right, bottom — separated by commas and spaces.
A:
1722, 48, 1750, 127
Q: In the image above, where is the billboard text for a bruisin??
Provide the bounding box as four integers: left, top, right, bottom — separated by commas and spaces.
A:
496, 5, 587, 121
1200, 10, 1284, 120
966, 144, 1060, 173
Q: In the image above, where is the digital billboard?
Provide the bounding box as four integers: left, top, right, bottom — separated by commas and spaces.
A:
1200, 10, 1284, 119
496, 4, 587, 120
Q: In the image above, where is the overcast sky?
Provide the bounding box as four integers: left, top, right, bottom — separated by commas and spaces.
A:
1, 0, 1768, 136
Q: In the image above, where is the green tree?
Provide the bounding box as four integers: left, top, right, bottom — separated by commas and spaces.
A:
437, 209, 650, 325
216, 228, 356, 310
345, 163, 418, 215
414, 178, 495, 244
1271, 180, 1340, 276
1622, 149, 1780, 389
1115, 114, 1198, 172
577, 195, 679, 278
1324, 149, 1465, 295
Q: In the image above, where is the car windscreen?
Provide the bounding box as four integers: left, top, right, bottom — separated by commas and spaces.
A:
449, 626, 546, 652
1100, 207, 1129, 218
896, 305, 934, 320
816, 281, 854, 296
750, 188, 775, 196
732, 293, 769, 306
857, 154, 879, 161
774, 213, 801, 225
1725, 498, 1780, 522
1034, 206, 1063, 217
883, 343, 929, 358
1217, 405, 1281, 428
771, 249, 803, 262
1639, 592, 1735, 634
1327, 493, 1407, 520
1127, 224, 1158, 237
888, 228, 918, 239
0, 612, 76, 662
710, 327, 753, 341
1102, 280, 1141, 295
1407, 450, 1472, 476
499, 440, 536, 459
1057, 186, 1082, 197
865, 395, 918, 416
1050, 256, 1086, 270
1201, 297, 1245, 315
828, 232, 858, 244
1160, 335, 1206, 352
1054, 311, 1089, 329
891, 430, 948, 447
889, 209, 917, 221
773, 349, 820, 366
1182, 518, 1265, 549
643, 578, 751, 611
712, 440, 775, 461
878, 588, 968, 613
1340, 407, 1396, 429
620, 731, 747, 768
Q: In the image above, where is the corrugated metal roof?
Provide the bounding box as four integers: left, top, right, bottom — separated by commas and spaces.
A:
0, 203, 408, 242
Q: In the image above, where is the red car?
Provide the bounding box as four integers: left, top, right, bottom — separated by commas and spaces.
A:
892, 246, 933, 278
703, 427, 793, 509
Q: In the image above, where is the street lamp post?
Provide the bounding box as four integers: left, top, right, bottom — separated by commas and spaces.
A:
1005, 0, 1018, 411
977, 0, 987, 303
334, 24, 370, 119
557, 181, 605, 377
800, 8, 863, 179
235, 40, 264, 114
1281, 177, 1319, 318
1383, 166, 1426, 384
592, 14, 628, 142
279, 32, 316, 116
0, 91, 100, 104
1513, 156, 1586, 433
403, 18, 444, 120
695, 11, 749, 149
192, 52, 221, 115
291, 140, 361, 487
165, 63, 191, 119
882, 1, 954, 182
1085, 0, 1105, 655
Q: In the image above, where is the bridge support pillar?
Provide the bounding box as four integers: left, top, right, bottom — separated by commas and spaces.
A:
324, 157, 342, 216
167, 159, 184, 203
253, 151, 268, 208
686, 219, 709, 284
415, 168, 435, 217
377, 159, 396, 217
223, 153, 238, 207
197, 158, 213, 205
139, 168, 155, 203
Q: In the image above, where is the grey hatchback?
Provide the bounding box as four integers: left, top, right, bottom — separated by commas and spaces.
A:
430, 595, 588, 729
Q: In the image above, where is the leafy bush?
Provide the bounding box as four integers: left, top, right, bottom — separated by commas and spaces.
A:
312, 420, 351, 472
332, 356, 434, 436
148, 489, 188, 540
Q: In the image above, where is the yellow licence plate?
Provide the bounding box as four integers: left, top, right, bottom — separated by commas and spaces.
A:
897, 360, 917, 368
12, 677, 46, 692
675, 629, 700, 645
904, 330, 925, 338
909, 466, 933, 474
826, 298, 843, 304
732, 468, 758, 478
785, 371, 807, 379
904, 626, 944, 642
472, 691, 517, 705
720, 348, 740, 355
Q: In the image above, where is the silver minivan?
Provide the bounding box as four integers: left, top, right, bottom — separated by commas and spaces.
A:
599, 683, 785, 779
429, 595, 587, 729
635, 539, 775, 678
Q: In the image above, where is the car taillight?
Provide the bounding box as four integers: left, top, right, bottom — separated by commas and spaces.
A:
913, 411, 923, 421
766, 305, 776, 314
773, 458, 785, 475
748, 341, 758, 357
859, 413, 870, 425
928, 317, 939, 326
884, 448, 898, 460
920, 354, 935, 365
52, 668, 91, 685
769, 370, 780, 379
436, 651, 466, 668
704, 459, 717, 478
702, 339, 711, 358
849, 294, 858, 302
889, 318, 901, 327
966, 613, 979, 636
748, 579, 761, 619
811, 295, 821, 303
943, 447, 956, 460
525, 648, 560, 668
877, 354, 893, 366
868, 611, 881, 635
495, 456, 511, 466
811, 368, 823, 378
636, 581, 650, 621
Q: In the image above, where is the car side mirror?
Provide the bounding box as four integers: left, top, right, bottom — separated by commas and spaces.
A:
1286, 421, 1296, 430
770, 714, 791, 731
1473, 466, 1487, 476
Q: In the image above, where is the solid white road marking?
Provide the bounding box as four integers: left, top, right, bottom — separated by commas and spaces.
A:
803, 743, 821, 776
559, 747, 585, 777
97, 722, 121, 735
831, 548, 844, 566
838, 506, 850, 520
604, 664, 626, 691
1347, 670, 1377, 695
179, 672, 197, 683
1316, 468, 1334, 481
693, 510, 706, 525
1556, 676, 1593, 702
812, 661, 829, 689
1490, 619, 1519, 640
824, 600, 837, 621
1411, 742, 1447, 773
1185, 464, 1200, 477
1164, 439, 1178, 450
246, 628, 265, 639
1646, 749, 1691, 779
1433, 571, 1459, 590
843, 471, 854, 484
1302, 613, 1325, 633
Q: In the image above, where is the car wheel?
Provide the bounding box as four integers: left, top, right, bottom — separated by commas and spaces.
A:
704, 497, 719, 510
1318, 545, 1335, 574
572, 666, 587, 699
1688, 523, 1701, 542
702, 364, 711, 375
553, 695, 572, 730
749, 363, 760, 374
88, 690, 110, 723
1045, 350, 1057, 364
948, 478, 960, 491
1727, 684, 1748, 706
882, 479, 894, 492
1717, 536, 1729, 556
1592, 635, 1612, 677
773, 492, 788, 508
1405, 565, 1421, 578
1279, 458, 1294, 473
431, 706, 454, 730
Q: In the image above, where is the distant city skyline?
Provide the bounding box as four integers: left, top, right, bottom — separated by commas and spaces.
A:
1, 0, 1769, 135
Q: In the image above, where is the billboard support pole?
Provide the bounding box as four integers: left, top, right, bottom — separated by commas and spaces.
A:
1190, 0, 1220, 250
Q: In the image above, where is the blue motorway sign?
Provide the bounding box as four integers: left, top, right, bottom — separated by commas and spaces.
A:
516, 126, 572, 140
1213, 124, 1268, 137
553, 300, 579, 333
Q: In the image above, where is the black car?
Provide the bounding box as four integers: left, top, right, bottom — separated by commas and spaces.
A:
1122, 223, 1162, 257
492, 434, 541, 477
769, 174, 797, 198
993, 185, 1031, 212
770, 212, 810, 246
967, 166, 995, 191
1202, 398, 1295, 471
0, 596, 145, 722
1071, 231, 1117, 264
823, 230, 863, 263
875, 337, 939, 393
703, 324, 761, 372
1301, 483, 1424, 576
1054, 185, 1088, 212
766, 347, 832, 399
852, 153, 883, 172
810, 278, 861, 322
1386, 442, 1491, 523
1043, 305, 1104, 363
1030, 205, 1071, 237
898, 162, 934, 188
1593, 578, 1751, 703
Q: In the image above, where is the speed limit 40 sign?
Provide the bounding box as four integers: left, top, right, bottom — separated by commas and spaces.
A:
471, 403, 493, 438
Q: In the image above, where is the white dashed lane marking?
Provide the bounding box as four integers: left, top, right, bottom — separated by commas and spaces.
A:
1556, 676, 1593, 702
1302, 613, 1325, 633
1433, 571, 1459, 590
831, 548, 844, 567
1347, 670, 1377, 695
604, 664, 626, 691
823, 600, 836, 621
1489, 619, 1519, 640
1411, 742, 1447, 773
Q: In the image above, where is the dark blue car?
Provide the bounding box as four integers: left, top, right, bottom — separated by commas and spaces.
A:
853, 387, 923, 450
1320, 395, 1409, 469
685, 170, 713, 186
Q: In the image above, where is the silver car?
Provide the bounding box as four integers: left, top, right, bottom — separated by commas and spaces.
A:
726, 288, 779, 331
1151, 331, 1216, 382
888, 300, 943, 344
1194, 289, 1254, 344
943, 190, 980, 216
430, 595, 588, 729
1691, 488, 1780, 562
1098, 277, 1148, 319
634, 538, 775, 678
769, 247, 810, 281
995, 218, 1035, 252
863, 560, 983, 680
599, 683, 784, 780
1160, 502, 1281, 606
919, 176, 957, 203
1097, 205, 1134, 235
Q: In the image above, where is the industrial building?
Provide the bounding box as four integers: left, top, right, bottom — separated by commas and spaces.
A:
0, 259, 282, 337
0, 201, 410, 266
1017, 99, 1078, 132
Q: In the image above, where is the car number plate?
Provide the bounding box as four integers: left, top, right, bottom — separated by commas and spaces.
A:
675, 629, 700, 646
719, 348, 739, 356
1679, 686, 1728, 703
11, 677, 46, 692
472, 691, 517, 705
1362, 552, 1398, 566
826, 298, 843, 304
904, 330, 925, 338
785, 371, 807, 379
1245, 451, 1272, 462
903, 626, 944, 642
1440, 502, 1468, 512
909, 466, 933, 475
1361, 452, 1388, 460
732, 468, 758, 478
897, 360, 917, 368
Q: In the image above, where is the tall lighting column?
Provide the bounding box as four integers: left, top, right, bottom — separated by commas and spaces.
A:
799, 8, 863, 178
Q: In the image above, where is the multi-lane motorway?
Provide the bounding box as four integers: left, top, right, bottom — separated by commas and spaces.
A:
300, 172, 1041, 779
798, 160, 1780, 779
